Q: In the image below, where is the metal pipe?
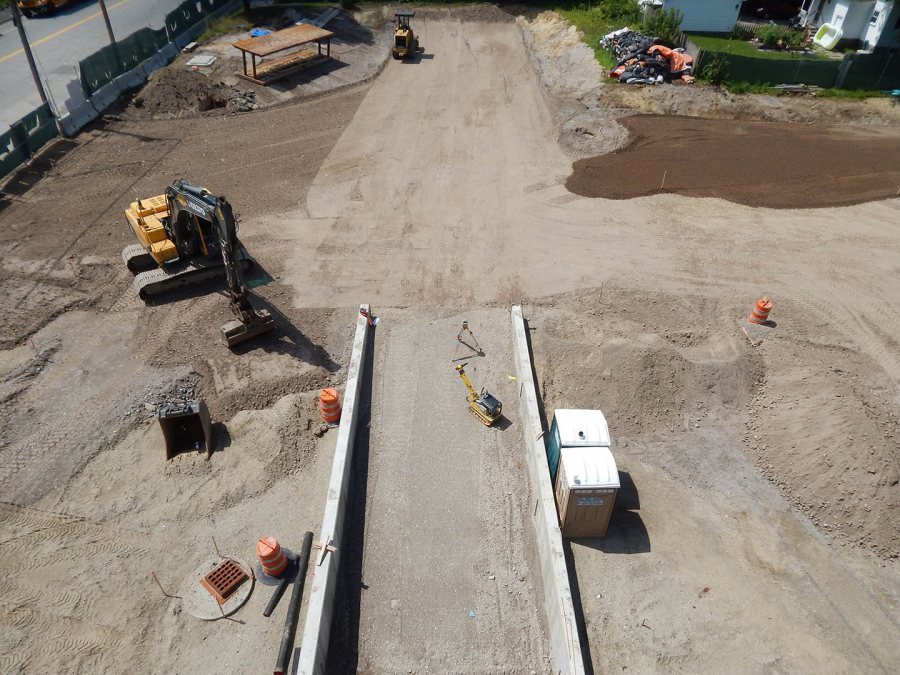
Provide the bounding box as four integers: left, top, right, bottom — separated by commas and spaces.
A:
10, 3, 48, 105
263, 575, 290, 618
98, 0, 117, 44
273, 531, 313, 675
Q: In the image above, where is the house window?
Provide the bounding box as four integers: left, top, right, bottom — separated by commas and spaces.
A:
869, 10, 879, 26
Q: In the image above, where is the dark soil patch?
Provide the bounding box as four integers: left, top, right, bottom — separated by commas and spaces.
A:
566, 115, 900, 208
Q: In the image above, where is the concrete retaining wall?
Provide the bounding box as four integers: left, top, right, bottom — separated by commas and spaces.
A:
511, 305, 585, 675
297, 305, 373, 674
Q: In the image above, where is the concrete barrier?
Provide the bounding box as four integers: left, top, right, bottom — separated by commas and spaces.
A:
297, 304, 373, 674
112, 68, 147, 94
88, 81, 122, 114
510, 305, 585, 675
58, 101, 100, 137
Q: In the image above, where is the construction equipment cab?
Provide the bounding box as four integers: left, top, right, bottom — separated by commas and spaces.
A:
17, 0, 78, 18
123, 179, 275, 347
392, 10, 418, 60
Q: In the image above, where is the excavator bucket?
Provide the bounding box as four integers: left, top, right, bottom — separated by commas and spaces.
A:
158, 400, 213, 460
221, 310, 276, 348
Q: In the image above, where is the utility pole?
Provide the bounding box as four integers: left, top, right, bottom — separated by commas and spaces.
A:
98, 0, 116, 44
10, 2, 48, 105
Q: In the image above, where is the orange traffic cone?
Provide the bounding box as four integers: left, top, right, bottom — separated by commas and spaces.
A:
256, 537, 288, 577
748, 297, 773, 325
319, 388, 341, 424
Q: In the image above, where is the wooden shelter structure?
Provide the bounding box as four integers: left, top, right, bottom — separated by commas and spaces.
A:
232, 23, 334, 85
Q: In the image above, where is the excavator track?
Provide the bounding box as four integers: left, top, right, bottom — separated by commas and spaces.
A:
132, 248, 252, 301
122, 244, 156, 274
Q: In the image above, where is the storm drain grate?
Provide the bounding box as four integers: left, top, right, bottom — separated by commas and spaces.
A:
200, 559, 249, 604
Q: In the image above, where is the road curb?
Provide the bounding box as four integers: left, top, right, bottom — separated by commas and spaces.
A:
510, 305, 586, 675
297, 304, 373, 674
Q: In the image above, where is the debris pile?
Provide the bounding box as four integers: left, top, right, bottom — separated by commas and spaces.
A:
128, 69, 258, 119
601, 28, 694, 84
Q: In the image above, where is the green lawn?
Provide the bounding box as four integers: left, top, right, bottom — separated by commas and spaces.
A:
554, 8, 618, 70
688, 34, 826, 60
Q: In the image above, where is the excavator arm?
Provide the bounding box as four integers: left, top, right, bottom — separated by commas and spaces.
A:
169, 180, 275, 347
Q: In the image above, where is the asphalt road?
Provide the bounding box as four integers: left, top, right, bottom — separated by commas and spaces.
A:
0, 0, 185, 128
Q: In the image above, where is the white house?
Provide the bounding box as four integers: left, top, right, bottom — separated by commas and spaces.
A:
803, 0, 900, 50
640, 0, 742, 33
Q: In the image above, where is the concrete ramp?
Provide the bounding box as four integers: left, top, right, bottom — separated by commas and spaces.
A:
330, 307, 548, 672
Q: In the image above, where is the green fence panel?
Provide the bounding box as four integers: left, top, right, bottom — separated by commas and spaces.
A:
17, 103, 57, 155
166, 0, 208, 37
694, 49, 842, 87
79, 43, 125, 95
722, 53, 840, 86
0, 130, 30, 180
841, 52, 900, 89
0, 104, 59, 181
115, 33, 143, 72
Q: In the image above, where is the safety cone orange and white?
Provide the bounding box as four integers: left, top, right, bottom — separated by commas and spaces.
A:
256, 537, 288, 577
319, 388, 341, 424
748, 297, 773, 325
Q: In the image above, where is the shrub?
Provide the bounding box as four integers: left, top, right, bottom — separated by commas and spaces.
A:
596, 0, 643, 25
642, 7, 684, 47
700, 51, 730, 86
758, 24, 806, 50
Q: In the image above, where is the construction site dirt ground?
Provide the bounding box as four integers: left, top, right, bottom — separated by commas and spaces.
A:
1, 5, 899, 674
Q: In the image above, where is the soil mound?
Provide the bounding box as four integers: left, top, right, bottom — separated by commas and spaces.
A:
532, 286, 899, 559
127, 68, 257, 119
566, 114, 900, 208
534, 288, 761, 439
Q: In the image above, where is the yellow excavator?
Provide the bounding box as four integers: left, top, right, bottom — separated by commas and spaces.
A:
391, 10, 419, 60
123, 179, 275, 348
455, 363, 502, 426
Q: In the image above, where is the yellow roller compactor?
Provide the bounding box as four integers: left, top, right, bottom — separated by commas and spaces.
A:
455, 363, 502, 426
392, 10, 419, 60
123, 179, 275, 347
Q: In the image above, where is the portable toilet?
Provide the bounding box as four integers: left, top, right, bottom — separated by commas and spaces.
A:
546, 409, 611, 483
555, 445, 620, 538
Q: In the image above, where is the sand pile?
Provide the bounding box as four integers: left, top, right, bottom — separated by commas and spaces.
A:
531, 286, 899, 559
128, 69, 257, 119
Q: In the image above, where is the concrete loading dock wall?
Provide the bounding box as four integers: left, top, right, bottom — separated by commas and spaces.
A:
510, 306, 585, 675
297, 304, 372, 674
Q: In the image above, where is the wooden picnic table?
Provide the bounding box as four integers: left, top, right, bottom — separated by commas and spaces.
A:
232, 23, 334, 85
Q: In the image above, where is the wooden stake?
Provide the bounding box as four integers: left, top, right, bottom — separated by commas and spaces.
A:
660, 169, 667, 190
212, 536, 222, 558
150, 571, 180, 599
